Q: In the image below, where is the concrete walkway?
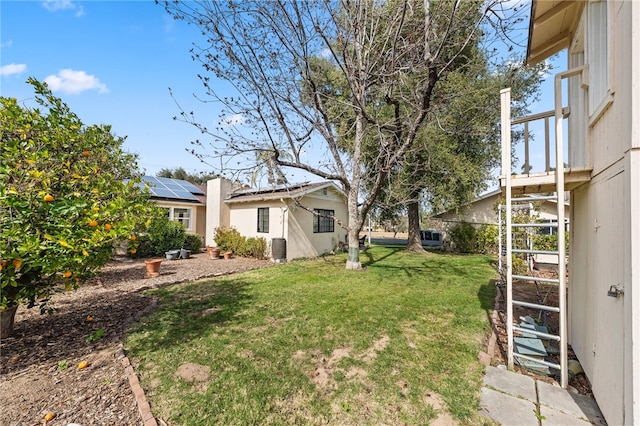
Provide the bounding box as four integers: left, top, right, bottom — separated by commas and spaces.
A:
479, 366, 607, 425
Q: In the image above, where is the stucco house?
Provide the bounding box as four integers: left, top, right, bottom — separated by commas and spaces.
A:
501, 1, 640, 424
205, 178, 348, 261
142, 175, 207, 239
433, 188, 569, 227
433, 189, 569, 263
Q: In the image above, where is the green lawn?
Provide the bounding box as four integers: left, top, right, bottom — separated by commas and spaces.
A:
124, 247, 496, 425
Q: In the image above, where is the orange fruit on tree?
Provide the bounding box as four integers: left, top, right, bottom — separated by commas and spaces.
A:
82, 150, 91, 157
12, 259, 22, 269
43, 194, 54, 202
130, 234, 136, 241
104, 223, 112, 230
129, 248, 137, 254
88, 220, 98, 227
63, 271, 72, 278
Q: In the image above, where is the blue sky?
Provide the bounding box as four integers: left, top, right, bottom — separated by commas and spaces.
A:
1, 0, 219, 176
1, 0, 563, 185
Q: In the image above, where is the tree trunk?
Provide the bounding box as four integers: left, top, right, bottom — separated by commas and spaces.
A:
346, 228, 362, 270
406, 199, 425, 252
0, 305, 18, 338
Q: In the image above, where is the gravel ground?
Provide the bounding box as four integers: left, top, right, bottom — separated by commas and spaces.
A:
0, 253, 273, 426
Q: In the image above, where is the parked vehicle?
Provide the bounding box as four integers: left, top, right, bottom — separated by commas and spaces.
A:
420, 230, 442, 248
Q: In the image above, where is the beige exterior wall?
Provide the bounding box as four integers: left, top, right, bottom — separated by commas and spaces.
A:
227, 188, 347, 260
284, 190, 348, 260
226, 200, 287, 251
565, 2, 639, 424
436, 193, 500, 224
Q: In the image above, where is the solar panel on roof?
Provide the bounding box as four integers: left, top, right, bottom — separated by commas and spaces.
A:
174, 190, 197, 199
141, 176, 204, 201
180, 181, 205, 195
152, 188, 176, 198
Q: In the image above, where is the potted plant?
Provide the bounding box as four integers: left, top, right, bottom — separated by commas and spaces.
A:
224, 252, 233, 259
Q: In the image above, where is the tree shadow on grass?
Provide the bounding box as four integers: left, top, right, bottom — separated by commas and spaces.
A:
0, 276, 253, 376
124, 277, 253, 353
360, 246, 405, 267
361, 248, 494, 281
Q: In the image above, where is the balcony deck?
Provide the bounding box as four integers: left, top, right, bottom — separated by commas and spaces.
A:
500, 166, 592, 196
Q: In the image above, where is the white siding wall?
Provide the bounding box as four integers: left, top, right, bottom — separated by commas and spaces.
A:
568, 2, 639, 424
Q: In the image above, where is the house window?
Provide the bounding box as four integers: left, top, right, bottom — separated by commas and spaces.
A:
587, 0, 609, 117
173, 208, 192, 231
257, 208, 269, 233
539, 219, 569, 236
313, 209, 335, 233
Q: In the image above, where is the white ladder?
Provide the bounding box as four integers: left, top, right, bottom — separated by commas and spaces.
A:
501, 85, 568, 388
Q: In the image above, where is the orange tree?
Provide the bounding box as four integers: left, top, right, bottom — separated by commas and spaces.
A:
0, 78, 157, 336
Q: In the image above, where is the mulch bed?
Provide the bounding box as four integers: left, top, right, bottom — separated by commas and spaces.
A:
488, 263, 594, 397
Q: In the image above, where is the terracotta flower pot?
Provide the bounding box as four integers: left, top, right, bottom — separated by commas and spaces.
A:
208, 247, 221, 259
224, 252, 233, 260
144, 259, 162, 278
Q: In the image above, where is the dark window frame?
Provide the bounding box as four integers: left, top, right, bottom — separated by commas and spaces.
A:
257, 207, 269, 233
313, 209, 335, 233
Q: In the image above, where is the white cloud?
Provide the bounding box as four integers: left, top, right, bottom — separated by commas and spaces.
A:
44, 69, 108, 95
221, 113, 245, 127
1, 39, 13, 49
1, 63, 27, 76
42, 0, 84, 17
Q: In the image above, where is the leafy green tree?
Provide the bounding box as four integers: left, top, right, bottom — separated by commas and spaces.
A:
0, 78, 155, 337
157, 167, 218, 185
159, 0, 534, 269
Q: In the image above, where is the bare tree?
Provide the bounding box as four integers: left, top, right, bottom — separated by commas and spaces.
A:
158, 0, 524, 269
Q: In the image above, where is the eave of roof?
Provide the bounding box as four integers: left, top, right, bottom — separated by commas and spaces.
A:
431, 189, 502, 218
225, 181, 345, 204
151, 196, 205, 205
526, 0, 583, 65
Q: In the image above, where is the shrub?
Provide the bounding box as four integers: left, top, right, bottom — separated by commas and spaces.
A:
448, 222, 477, 253
532, 231, 569, 253
214, 227, 268, 259
134, 215, 186, 258
184, 233, 204, 253
214, 227, 244, 253
241, 237, 268, 259
476, 224, 498, 255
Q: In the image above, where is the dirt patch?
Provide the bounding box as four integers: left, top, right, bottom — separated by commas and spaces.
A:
424, 392, 456, 426
0, 253, 272, 425
175, 363, 210, 383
